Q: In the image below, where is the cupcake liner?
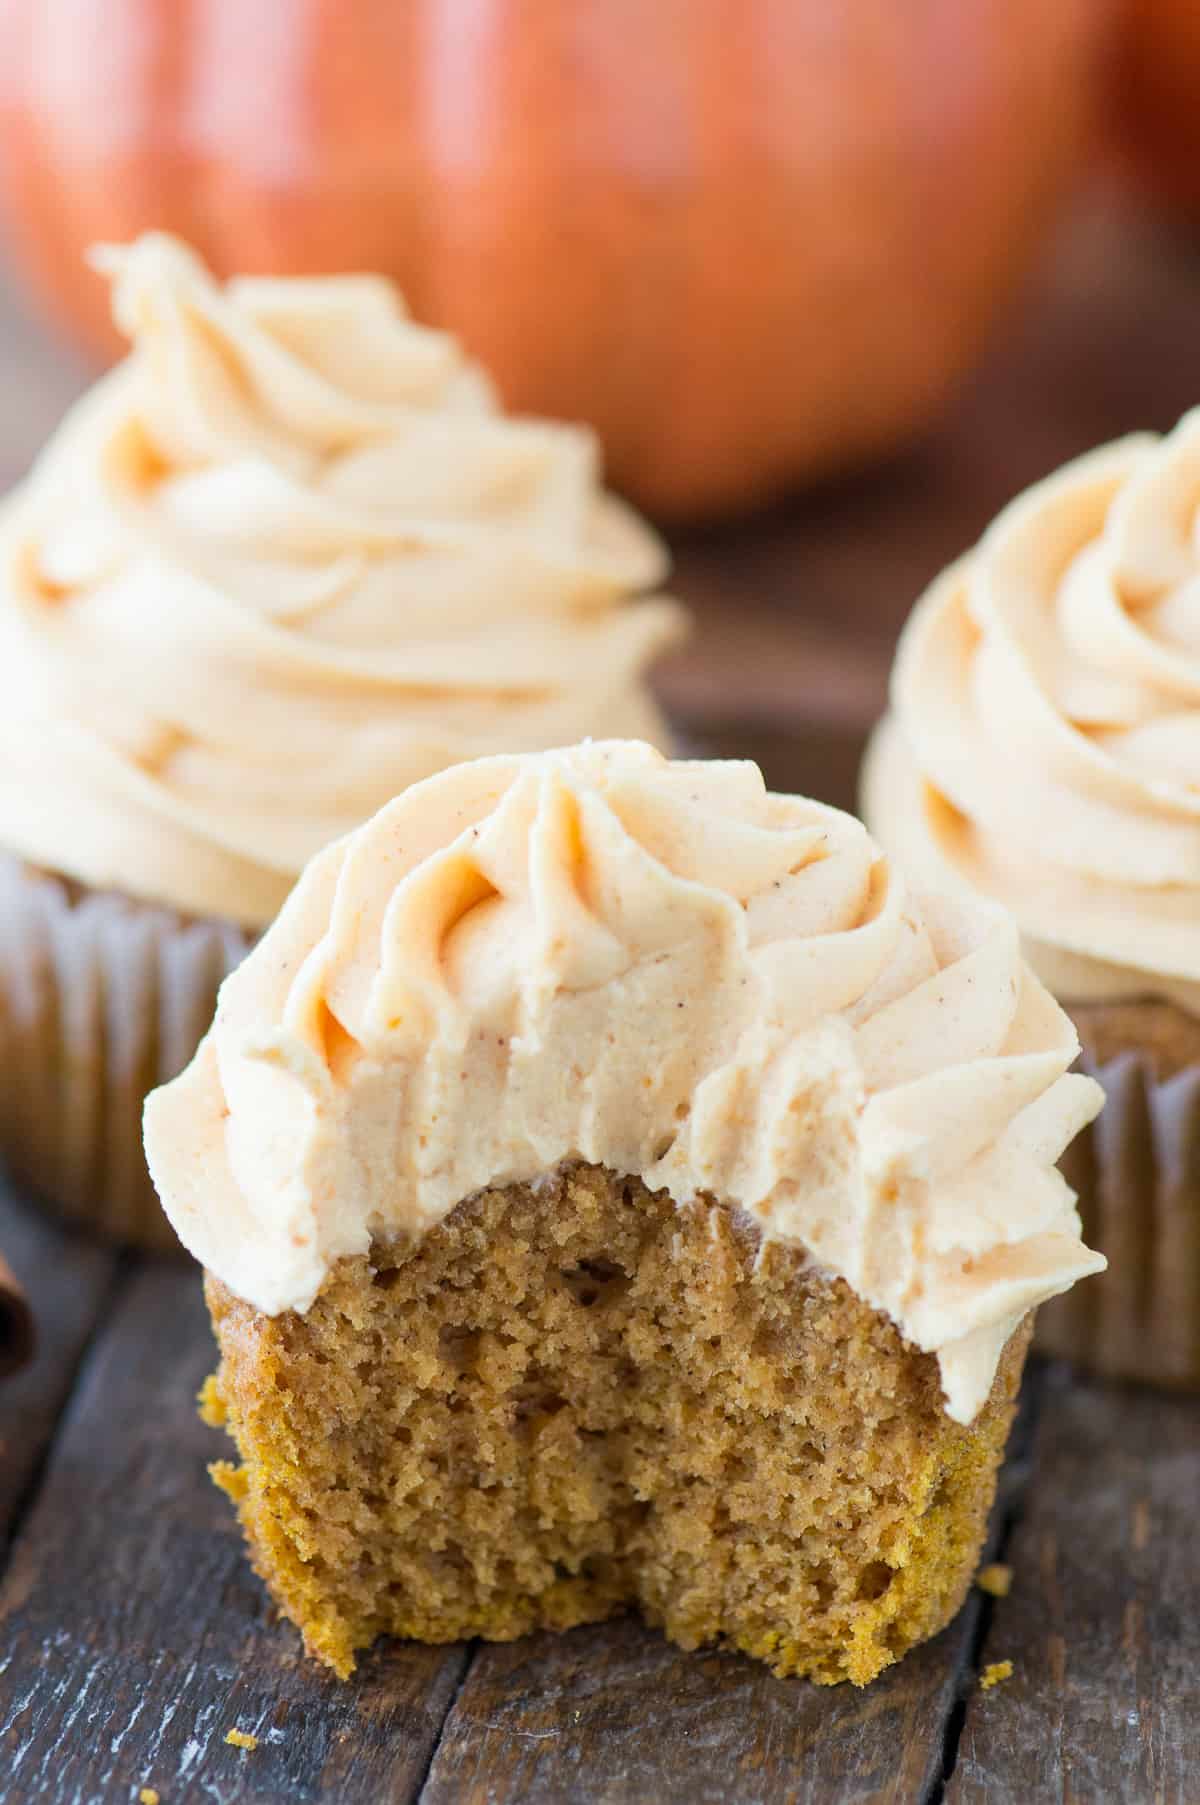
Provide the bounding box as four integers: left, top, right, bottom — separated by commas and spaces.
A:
0, 853, 249, 1251
1037, 1040, 1200, 1387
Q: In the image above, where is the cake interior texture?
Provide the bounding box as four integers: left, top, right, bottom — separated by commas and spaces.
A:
204, 1164, 1028, 1685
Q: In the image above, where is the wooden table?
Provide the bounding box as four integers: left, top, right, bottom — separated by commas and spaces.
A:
2, 193, 1200, 1805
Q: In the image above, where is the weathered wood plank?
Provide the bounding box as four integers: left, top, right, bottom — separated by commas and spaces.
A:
417, 1615, 972, 1805
947, 1366, 1200, 1805
0, 1263, 468, 1805
0, 1180, 119, 1538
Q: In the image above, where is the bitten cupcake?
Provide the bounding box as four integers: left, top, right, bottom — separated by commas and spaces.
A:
146, 741, 1103, 1685
864, 412, 1200, 1385
0, 234, 685, 1248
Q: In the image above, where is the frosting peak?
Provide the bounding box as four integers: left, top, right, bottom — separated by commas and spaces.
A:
864, 413, 1200, 1012
0, 235, 684, 927
145, 741, 1104, 1422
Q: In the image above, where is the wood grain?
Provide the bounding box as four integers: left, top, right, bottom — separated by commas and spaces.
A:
0, 1263, 467, 1805
418, 1613, 976, 1805
948, 1366, 1200, 1805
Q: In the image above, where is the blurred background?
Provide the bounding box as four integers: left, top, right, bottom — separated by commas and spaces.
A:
0, 0, 1197, 750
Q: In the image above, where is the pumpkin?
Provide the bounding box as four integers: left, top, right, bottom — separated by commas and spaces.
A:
1109, 0, 1200, 213
0, 0, 1113, 517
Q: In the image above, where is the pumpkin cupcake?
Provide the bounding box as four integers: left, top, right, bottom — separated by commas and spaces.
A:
864, 412, 1200, 1385
0, 235, 685, 1248
145, 740, 1103, 1684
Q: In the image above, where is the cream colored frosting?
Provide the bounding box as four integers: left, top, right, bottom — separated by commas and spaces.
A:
0, 234, 684, 928
145, 741, 1103, 1423
864, 421, 1200, 1015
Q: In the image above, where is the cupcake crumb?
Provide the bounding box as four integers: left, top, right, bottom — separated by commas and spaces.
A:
976, 1563, 1012, 1598
197, 1374, 227, 1427
225, 1729, 259, 1751
980, 1660, 1013, 1691
138, 1790, 159, 1805
209, 1458, 248, 1503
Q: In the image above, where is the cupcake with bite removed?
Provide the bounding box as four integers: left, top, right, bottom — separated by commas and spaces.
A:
145, 740, 1102, 1684
0, 234, 685, 1247
864, 412, 1200, 1385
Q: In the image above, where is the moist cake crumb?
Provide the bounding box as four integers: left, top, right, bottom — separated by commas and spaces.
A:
198, 1374, 227, 1428
980, 1660, 1013, 1690
976, 1564, 1013, 1598
224, 1729, 259, 1751
203, 1163, 1030, 1686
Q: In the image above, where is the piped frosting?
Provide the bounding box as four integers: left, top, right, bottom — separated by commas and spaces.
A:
0, 235, 684, 927
145, 741, 1103, 1422
865, 416, 1200, 1013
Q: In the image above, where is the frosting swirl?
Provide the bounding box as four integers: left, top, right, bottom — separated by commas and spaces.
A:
145, 741, 1103, 1423
864, 419, 1200, 1013
0, 235, 684, 928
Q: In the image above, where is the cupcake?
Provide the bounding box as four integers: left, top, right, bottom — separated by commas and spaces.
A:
863, 413, 1200, 1385
0, 235, 685, 1247
145, 741, 1102, 1684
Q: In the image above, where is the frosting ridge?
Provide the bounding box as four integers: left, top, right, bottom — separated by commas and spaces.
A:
864, 416, 1200, 1013
144, 741, 1104, 1422
0, 234, 684, 926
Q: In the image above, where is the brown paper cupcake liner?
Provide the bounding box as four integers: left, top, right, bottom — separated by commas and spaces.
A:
1037, 1033, 1200, 1387
0, 853, 250, 1251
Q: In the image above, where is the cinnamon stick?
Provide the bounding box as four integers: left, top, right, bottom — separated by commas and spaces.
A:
0, 1251, 33, 1378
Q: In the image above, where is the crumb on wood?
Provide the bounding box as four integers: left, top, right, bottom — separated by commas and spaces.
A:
210, 1459, 248, 1503
197, 1373, 227, 1427
980, 1660, 1013, 1691
225, 1728, 259, 1751
138, 1790, 159, 1805
976, 1563, 1013, 1598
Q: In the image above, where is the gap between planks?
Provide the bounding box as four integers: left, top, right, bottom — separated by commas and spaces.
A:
947, 1364, 1200, 1805
0, 1261, 471, 1805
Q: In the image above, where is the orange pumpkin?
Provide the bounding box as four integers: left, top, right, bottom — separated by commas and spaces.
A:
0, 0, 1113, 516
1110, 0, 1200, 213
